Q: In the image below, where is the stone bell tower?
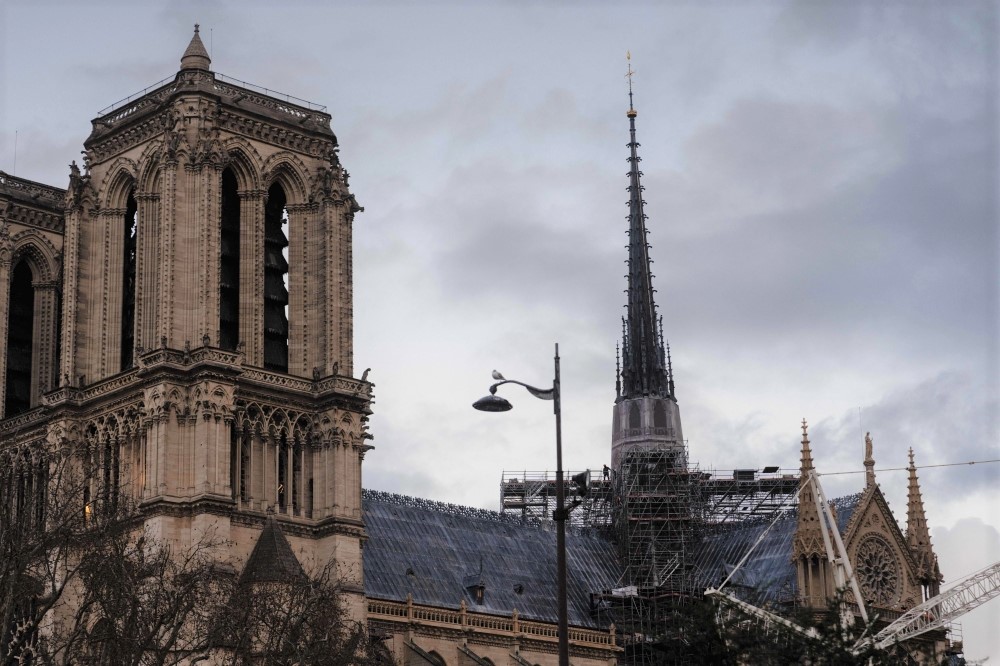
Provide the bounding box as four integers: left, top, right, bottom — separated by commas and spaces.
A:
47, 26, 372, 614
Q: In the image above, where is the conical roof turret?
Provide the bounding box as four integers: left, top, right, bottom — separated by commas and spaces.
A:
617, 56, 672, 402
180, 24, 211, 71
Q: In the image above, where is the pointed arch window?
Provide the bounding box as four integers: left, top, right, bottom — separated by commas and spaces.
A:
220, 169, 240, 350
263, 183, 289, 372
5, 259, 35, 416
628, 403, 641, 430
121, 191, 138, 370
653, 401, 668, 428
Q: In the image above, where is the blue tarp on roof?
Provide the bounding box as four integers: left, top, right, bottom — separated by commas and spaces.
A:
362, 489, 622, 628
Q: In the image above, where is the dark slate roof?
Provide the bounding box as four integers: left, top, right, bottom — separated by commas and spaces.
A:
689, 493, 862, 606
362, 489, 622, 628
240, 514, 306, 584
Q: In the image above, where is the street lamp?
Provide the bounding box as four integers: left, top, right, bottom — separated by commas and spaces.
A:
472, 343, 569, 666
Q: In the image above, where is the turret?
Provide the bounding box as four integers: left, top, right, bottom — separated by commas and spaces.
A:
180, 24, 211, 71
792, 420, 834, 607
906, 448, 942, 599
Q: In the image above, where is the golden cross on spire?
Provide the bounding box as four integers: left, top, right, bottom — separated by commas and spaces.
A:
625, 51, 636, 114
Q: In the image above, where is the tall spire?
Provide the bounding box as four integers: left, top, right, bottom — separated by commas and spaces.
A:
793, 420, 826, 564
618, 53, 671, 402
906, 448, 940, 585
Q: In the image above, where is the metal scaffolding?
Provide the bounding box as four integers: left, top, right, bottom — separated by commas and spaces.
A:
699, 468, 800, 524
499, 470, 614, 528
499, 457, 801, 666
604, 444, 697, 666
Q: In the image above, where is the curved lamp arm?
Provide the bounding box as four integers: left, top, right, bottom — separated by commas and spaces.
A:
488, 379, 555, 401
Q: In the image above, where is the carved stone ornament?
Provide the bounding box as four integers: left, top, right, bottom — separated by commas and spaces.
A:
0, 220, 11, 264
856, 533, 902, 607
66, 162, 97, 211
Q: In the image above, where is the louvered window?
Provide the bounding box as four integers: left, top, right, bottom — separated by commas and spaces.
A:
263, 183, 288, 372
121, 192, 137, 370
219, 169, 240, 350
5, 260, 34, 415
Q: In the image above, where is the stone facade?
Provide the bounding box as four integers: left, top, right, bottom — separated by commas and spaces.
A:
793, 424, 948, 661
0, 28, 620, 666
2, 26, 371, 633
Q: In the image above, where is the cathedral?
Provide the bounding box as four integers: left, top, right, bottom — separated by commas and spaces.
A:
0, 28, 955, 665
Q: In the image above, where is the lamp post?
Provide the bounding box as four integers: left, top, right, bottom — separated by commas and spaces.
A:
472, 343, 569, 666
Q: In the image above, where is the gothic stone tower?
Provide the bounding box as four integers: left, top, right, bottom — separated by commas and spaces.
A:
37, 28, 371, 615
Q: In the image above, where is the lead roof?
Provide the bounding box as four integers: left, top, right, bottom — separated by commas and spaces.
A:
363, 489, 866, 625
362, 489, 622, 628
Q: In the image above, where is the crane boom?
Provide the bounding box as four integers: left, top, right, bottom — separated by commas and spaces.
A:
704, 588, 820, 643
869, 561, 1000, 651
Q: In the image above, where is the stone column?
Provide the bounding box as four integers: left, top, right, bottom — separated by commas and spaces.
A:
340, 209, 355, 376
157, 160, 179, 348
238, 190, 264, 367
320, 201, 350, 376
32, 280, 60, 401
101, 208, 125, 378
0, 235, 11, 415
60, 205, 84, 384
286, 203, 310, 377
135, 193, 160, 351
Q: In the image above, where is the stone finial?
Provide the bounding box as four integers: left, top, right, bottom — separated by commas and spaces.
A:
863, 431, 876, 488
799, 418, 814, 475
180, 24, 211, 71
793, 418, 823, 559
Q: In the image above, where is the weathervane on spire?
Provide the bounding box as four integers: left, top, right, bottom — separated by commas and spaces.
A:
625, 51, 636, 116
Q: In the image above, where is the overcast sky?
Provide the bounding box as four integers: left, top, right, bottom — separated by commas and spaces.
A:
2, 0, 998, 659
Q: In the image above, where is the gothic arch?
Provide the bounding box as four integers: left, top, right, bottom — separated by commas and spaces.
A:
291, 413, 313, 444
261, 152, 310, 205
136, 142, 164, 195
99, 159, 139, 210
269, 407, 293, 439
9, 231, 60, 284
223, 139, 264, 191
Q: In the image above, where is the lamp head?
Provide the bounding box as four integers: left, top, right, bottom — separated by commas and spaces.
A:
472, 393, 513, 412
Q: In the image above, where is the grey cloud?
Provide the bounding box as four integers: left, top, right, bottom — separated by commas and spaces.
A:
815, 372, 999, 495
648, 98, 997, 374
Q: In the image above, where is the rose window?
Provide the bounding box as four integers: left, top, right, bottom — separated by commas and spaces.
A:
856, 534, 901, 607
